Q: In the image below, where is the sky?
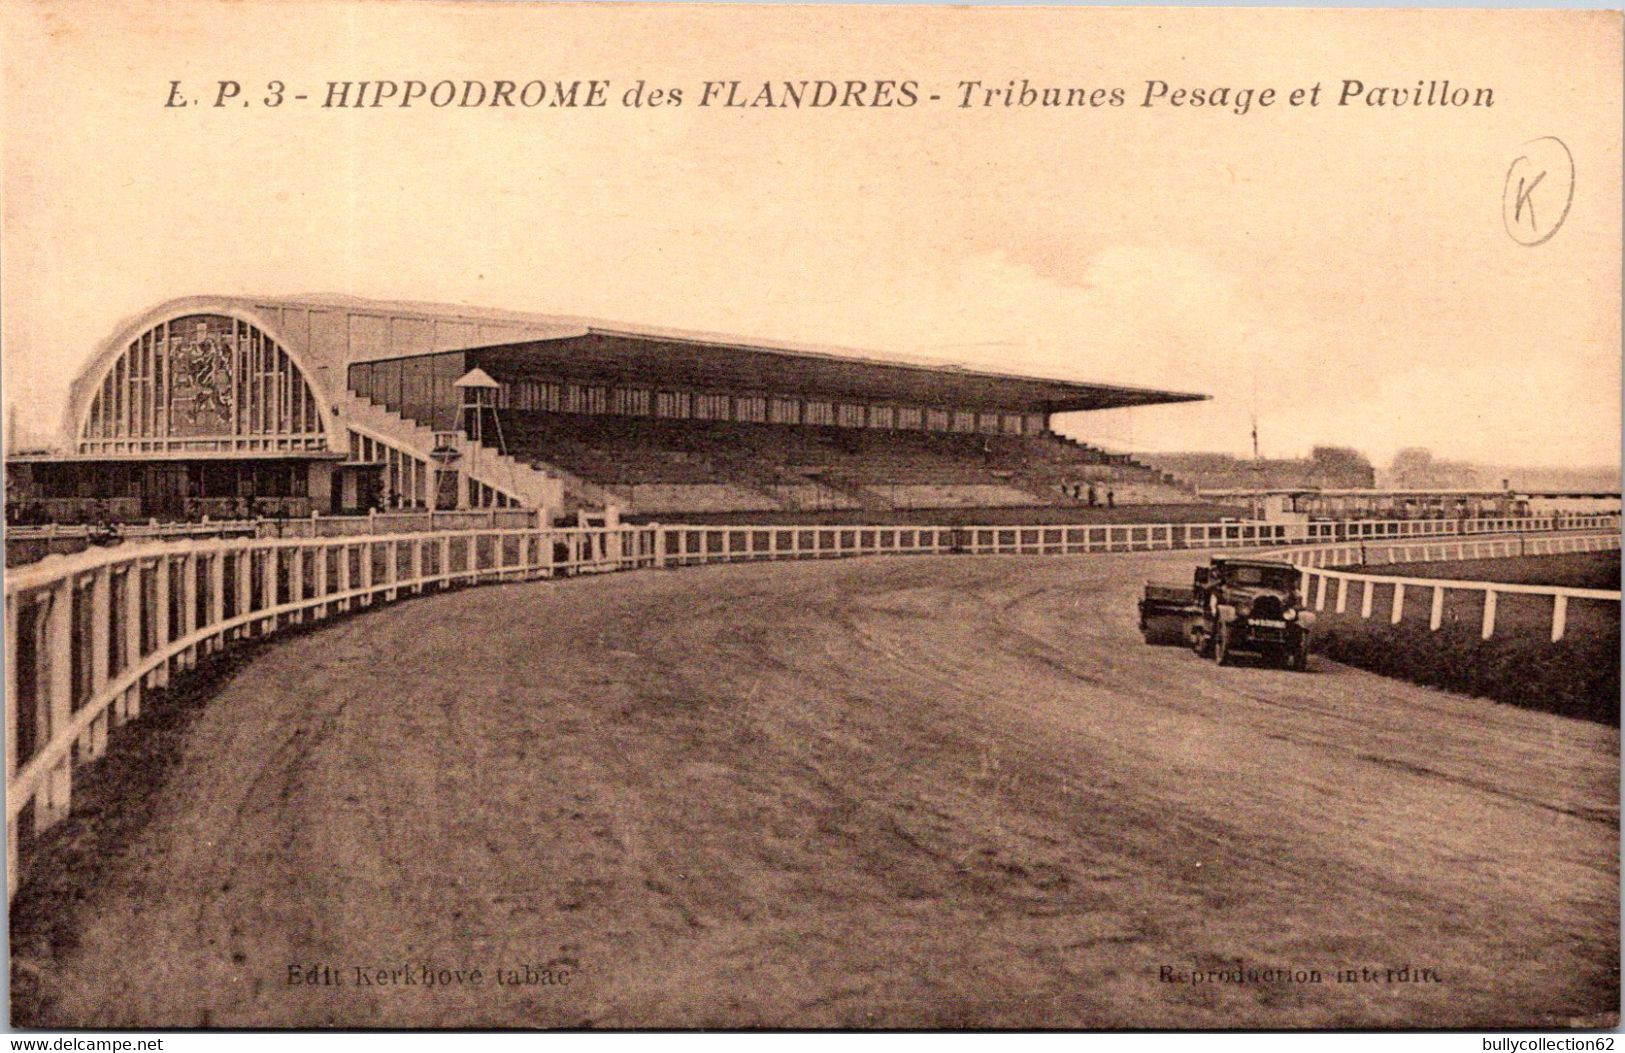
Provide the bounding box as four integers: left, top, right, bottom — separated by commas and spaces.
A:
2, 1, 1620, 468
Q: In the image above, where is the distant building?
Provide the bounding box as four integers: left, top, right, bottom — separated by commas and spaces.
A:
1138, 451, 1376, 493
1191, 486, 1619, 522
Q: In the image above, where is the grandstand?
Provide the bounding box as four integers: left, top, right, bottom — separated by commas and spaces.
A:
6, 294, 1206, 525
473, 411, 1195, 515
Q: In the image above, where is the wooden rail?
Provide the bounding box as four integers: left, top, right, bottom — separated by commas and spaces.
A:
652, 514, 1620, 565
3, 525, 658, 897
1283, 532, 1621, 642
5, 512, 1618, 899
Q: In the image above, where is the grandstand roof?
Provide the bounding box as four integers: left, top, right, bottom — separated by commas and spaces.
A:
280, 293, 1208, 414
463, 333, 1202, 414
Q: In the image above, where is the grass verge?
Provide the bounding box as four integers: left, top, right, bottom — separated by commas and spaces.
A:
1312, 552, 1619, 726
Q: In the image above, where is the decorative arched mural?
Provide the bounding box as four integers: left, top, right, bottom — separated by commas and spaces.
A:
78, 313, 328, 455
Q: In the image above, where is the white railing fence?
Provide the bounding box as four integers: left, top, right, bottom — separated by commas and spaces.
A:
3, 524, 655, 898
652, 513, 1620, 565
5, 512, 1618, 899
1284, 532, 1621, 643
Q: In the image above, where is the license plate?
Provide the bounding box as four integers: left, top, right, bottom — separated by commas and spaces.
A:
1252, 619, 1286, 628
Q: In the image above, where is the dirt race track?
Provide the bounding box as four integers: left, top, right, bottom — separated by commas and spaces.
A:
11, 552, 1619, 1029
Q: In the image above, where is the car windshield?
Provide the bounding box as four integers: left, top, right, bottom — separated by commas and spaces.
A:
1227, 565, 1296, 588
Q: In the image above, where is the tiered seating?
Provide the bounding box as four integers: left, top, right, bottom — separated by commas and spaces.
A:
480, 411, 1199, 515
602, 483, 781, 514
871, 484, 1044, 509
492, 414, 722, 484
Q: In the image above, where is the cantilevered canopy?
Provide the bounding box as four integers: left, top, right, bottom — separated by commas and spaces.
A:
465, 330, 1207, 415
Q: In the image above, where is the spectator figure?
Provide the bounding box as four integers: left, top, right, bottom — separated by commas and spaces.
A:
1087, 483, 1098, 507
88, 500, 120, 546
1106, 488, 1115, 509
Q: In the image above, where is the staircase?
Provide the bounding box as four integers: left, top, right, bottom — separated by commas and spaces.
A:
1046, 434, 1195, 492
809, 474, 894, 512
339, 395, 610, 513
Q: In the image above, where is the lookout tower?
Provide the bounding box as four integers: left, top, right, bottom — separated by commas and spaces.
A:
454, 368, 506, 454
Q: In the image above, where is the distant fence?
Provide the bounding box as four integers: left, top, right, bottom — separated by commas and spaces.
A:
653, 513, 1620, 565
1284, 532, 1620, 642
5, 511, 1618, 899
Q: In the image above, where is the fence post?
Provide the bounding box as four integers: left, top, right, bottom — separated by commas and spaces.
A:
39, 580, 74, 830
150, 555, 170, 688
1429, 586, 1444, 631
1360, 579, 1373, 619
289, 546, 305, 624
359, 541, 375, 605
1314, 574, 1327, 611
1481, 589, 1497, 640
338, 543, 353, 612
83, 567, 111, 760
650, 524, 666, 569
1335, 578, 1348, 614
208, 549, 226, 651
1391, 583, 1405, 624
1551, 594, 1568, 643
385, 539, 399, 600
121, 564, 143, 721
235, 546, 253, 640
260, 548, 279, 633
524, 532, 538, 578
178, 552, 199, 670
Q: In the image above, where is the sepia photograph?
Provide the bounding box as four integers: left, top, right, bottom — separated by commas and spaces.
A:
1, 0, 1620, 1035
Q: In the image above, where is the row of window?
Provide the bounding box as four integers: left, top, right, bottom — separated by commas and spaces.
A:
496, 379, 1046, 436
23, 461, 310, 500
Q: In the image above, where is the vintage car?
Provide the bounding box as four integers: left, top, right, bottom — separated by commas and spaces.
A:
1139, 556, 1313, 670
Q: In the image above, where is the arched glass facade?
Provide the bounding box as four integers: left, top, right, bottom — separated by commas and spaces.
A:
79, 314, 327, 455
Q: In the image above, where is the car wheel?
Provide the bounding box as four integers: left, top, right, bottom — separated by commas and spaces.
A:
1287, 643, 1309, 672
1191, 624, 1213, 658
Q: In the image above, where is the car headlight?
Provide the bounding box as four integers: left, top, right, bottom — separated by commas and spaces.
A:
1283, 608, 1297, 621
1298, 611, 1316, 627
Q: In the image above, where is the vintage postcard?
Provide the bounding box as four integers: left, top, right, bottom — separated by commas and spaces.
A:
2, 0, 1620, 1034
